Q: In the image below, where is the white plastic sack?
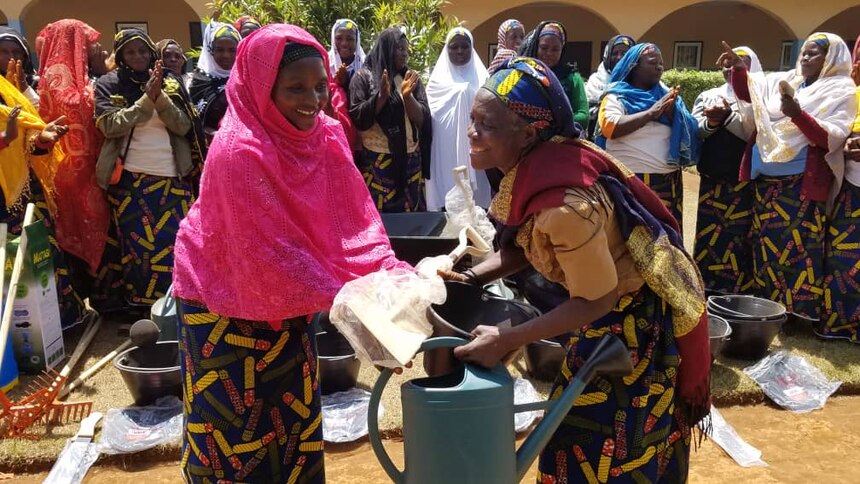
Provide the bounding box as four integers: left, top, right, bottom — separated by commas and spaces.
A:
330, 267, 445, 368
744, 351, 841, 413
707, 406, 767, 467
514, 377, 543, 433
97, 396, 183, 455
321, 388, 384, 443
442, 175, 496, 246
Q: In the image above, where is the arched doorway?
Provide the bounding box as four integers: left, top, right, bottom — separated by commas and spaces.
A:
471, 3, 618, 74
21, 0, 202, 51
813, 6, 860, 52
641, 1, 794, 70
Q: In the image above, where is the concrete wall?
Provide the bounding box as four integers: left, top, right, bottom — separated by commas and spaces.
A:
449, 0, 860, 57
815, 5, 860, 50
640, 2, 794, 70
21, 0, 201, 51
472, 4, 616, 71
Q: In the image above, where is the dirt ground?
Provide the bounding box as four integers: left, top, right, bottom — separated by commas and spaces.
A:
13, 395, 859, 483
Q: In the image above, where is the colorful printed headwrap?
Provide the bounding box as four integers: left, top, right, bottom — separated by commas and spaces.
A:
447, 27, 470, 44
233, 16, 261, 32
500, 19, 523, 34
483, 56, 579, 140
210, 24, 241, 52
334, 19, 358, 32
539, 22, 566, 43
806, 33, 830, 51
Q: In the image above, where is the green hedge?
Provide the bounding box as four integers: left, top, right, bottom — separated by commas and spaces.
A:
662, 69, 726, 110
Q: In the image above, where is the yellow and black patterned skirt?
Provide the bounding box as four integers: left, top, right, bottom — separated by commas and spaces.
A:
178, 300, 324, 483
537, 288, 691, 483
107, 170, 193, 306
751, 175, 825, 320
360, 149, 425, 213
637, 171, 683, 232
820, 183, 860, 343
694, 176, 756, 294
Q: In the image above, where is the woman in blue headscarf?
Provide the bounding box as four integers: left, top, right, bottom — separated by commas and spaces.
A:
597, 43, 700, 228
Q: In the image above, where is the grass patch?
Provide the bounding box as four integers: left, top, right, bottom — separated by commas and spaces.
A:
3, 317, 859, 472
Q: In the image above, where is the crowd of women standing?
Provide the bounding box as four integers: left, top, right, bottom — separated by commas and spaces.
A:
2, 12, 860, 484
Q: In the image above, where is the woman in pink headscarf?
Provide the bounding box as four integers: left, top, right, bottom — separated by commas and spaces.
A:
172, 24, 407, 482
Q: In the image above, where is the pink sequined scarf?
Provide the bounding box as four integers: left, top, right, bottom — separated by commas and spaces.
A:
173, 24, 407, 327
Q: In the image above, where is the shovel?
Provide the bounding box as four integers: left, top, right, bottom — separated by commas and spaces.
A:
447, 226, 491, 265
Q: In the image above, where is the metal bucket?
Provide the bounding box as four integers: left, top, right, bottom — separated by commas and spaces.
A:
707, 314, 732, 363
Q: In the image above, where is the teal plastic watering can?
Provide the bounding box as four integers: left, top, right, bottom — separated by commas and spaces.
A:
150, 284, 177, 341
368, 334, 633, 484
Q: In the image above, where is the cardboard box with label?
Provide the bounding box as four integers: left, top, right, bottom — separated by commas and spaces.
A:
3, 220, 65, 373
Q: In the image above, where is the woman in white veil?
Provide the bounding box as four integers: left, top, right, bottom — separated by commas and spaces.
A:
720, 33, 857, 323
425, 27, 490, 210
328, 18, 366, 90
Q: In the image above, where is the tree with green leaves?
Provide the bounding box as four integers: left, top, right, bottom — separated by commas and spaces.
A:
205, 0, 459, 78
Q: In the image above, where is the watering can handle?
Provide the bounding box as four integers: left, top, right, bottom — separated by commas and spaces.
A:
368, 337, 469, 483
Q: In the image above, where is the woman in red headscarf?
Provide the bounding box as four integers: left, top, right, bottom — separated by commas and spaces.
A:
36, 20, 109, 274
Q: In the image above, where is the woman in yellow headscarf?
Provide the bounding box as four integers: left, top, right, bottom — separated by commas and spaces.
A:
0, 74, 83, 327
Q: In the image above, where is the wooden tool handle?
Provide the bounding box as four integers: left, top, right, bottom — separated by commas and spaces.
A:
60, 315, 102, 379
59, 339, 132, 399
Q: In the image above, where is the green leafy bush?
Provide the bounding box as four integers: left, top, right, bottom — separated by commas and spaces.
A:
205, 0, 458, 79
661, 69, 726, 110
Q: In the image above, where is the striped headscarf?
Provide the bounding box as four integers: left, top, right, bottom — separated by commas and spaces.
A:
483, 56, 579, 140
488, 19, 523, 74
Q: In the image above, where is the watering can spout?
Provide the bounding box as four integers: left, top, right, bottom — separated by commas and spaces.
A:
515, 334, 633, 481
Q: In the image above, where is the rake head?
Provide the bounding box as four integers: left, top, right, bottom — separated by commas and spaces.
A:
0, 369, 93, 439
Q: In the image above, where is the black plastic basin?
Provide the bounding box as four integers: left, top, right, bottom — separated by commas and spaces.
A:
425, 281, 541, 375
380, 212, 458, 265
316, 330, 361, 395
718, 314, 786, 360
114, 341, 182, 406
523, 336, 567, 382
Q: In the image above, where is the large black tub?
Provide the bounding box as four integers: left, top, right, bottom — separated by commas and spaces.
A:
708, 295, 786, 360
424, 281, 541, 375
381, 213, 458, 265
114, 341, 182, 406
316, 330, 361, 395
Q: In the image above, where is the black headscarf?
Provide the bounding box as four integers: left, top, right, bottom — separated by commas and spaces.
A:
155, 38, 188, 74
0, 27, 36, 86
518, 21, 575, 80
602, 35, 636, 73
94, 29, 206, 171
355, 27, 432, 179
95, 28, 158, 116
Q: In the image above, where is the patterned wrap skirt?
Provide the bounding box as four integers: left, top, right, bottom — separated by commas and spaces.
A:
751, 175, 825, 320
107, 170, 193, 306
694, 176, 756, 295
361, 149, 426, 213
820, 182, 860, 343
0, 174, 86, 328
178, 300, 325, 483
537, 288, 691, 483
636, 171, 683, 232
